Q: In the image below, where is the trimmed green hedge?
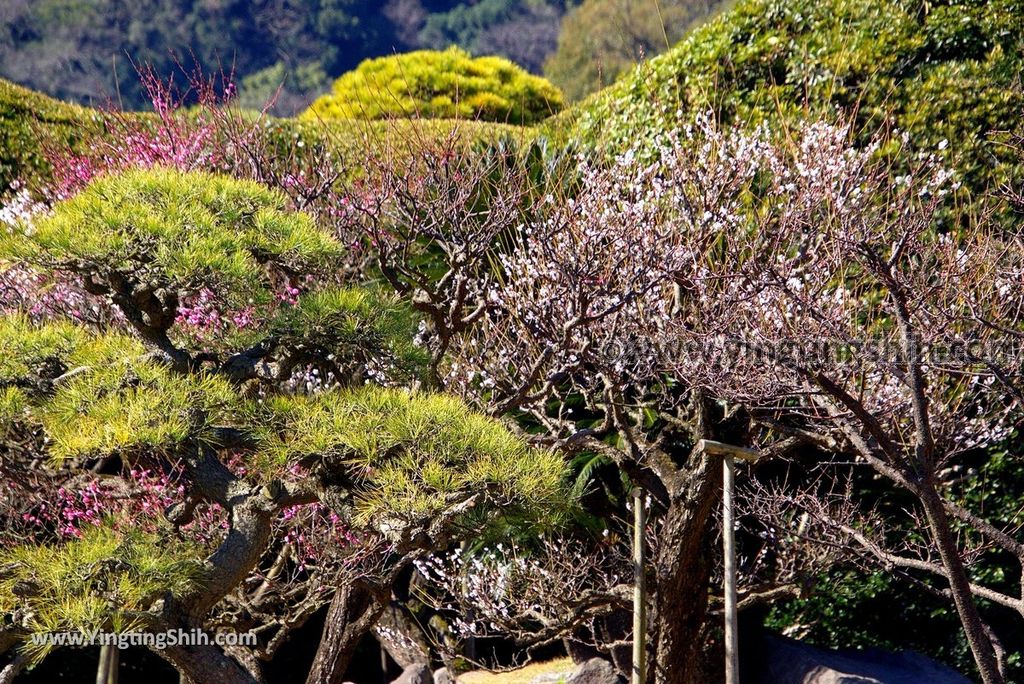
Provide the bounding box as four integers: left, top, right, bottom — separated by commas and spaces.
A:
0, 79, 109, 196
557, 0, 1024, 195
0, 78, 537, 197
303, 47, 564, 125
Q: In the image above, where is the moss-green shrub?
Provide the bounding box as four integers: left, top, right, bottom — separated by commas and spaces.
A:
0, 78, 539, 196
559, 0, 1024, 194
303, 47, 564, 125
0, 79, 108, 196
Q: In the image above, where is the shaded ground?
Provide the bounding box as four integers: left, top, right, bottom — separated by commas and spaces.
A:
458, 657, 573, 683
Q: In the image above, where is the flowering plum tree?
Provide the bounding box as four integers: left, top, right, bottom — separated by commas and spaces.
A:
0, 168, 569, 684
652, 122, 1024, 684
415, 118, 1024, 683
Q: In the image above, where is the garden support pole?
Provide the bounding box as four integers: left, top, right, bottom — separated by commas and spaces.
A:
632, 487, 646, 684
96, 644, 119, 684
722, 454, 738, 684
697, 440, 761, 684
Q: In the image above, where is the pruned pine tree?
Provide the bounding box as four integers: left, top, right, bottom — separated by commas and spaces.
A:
0, 168, 568, 684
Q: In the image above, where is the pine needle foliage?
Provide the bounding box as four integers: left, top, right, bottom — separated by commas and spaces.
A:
268, 287, 428, 382
0, 315, 144, 381
0, 315, 89, 382
0, 316, 567, 526
0, 524, 201, 664
2, 168, 344, 308
0, 317, 234, 458
41, 361, 237, 461
0, 386, 27, 431
251, 387, 568, 530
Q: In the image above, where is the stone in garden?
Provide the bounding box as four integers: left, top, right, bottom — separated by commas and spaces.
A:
531, 673, 573, 684
433, 667, 454, 684
566, 658, 625, 684
747, 633, 972, 684
392, 663, 431, 684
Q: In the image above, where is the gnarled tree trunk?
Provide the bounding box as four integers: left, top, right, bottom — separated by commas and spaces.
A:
157, 642, 259, 684
306, 582, 387, 684
650, 452, 721, 684
374, 602, 431, 668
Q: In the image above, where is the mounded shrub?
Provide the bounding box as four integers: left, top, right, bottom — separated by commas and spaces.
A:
0, 78, 536, 197
543, 0, 726, 101
0, 79, 106, 196
559, 0, 1024, 195
303, 47, 564, 125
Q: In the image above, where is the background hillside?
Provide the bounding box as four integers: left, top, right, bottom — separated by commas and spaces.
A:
0, 0, 725, 115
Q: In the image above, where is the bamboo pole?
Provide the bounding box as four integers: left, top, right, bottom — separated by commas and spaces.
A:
95, 644, 118, 684
696, 440, 760, 684
632, 487, 647, 684
722, 455, 739, 684
109, 646, 119, 684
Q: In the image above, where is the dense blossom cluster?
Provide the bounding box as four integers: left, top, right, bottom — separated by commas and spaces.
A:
17, 469, 187, 540
434, 115, 1024, 683
46, 71, 228, 200
414, 537, 631, 648
10, 459, 354, 570
451, 117, 1022, 461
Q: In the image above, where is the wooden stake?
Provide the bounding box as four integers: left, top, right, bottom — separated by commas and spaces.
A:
632, 487, 647, 684
696, 440, 760, 684
722, 455, 739, 684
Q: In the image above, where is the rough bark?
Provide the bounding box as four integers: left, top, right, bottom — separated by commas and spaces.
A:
0, 629, 20, 660
374, 603, 431, 668
306, 582, 387, 684
885, 284, 1003, 684
151, 453, 312, 684
650, 452, 721, 684
918, 482, 1004, 684
0, 653, 26, 684
156, 642, 258, 684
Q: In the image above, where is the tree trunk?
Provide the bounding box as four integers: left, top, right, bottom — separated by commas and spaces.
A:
374, 603, 430, 668
0, 653, 26, 684
306, 582, 387, 684
918, 482, 1004, 684
156, 642, 258, 684
650, 456, 721, 684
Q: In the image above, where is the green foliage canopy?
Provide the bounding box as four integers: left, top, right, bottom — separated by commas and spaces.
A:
0, 318, 567, 525
304, 47, 564, 125
566, 0, 1024, 194
5, 168, 342, 309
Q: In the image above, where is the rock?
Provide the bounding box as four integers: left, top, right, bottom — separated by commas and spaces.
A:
566, 658, 624, 684
392, 663, 431, 684
747, 633, 972, 684
433, 667, 454, 684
